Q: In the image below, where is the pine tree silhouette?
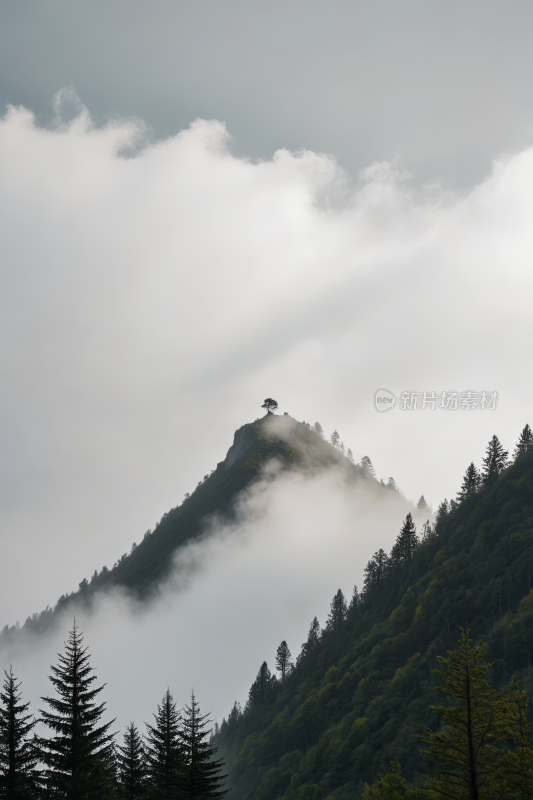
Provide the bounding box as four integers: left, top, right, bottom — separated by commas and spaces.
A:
457, 462, 481, 501
117, 722, 146, 800
360, 456, 375, 477
481, 435, 509, 484
390, 513, 418, 566
247, 664, 275, 707
325, 590, 348, 631
274, 641, 293, 683
38, 621, 116, 799
180, 693, 228, 800
514, 424, 533, 459
0, 667, 39, 798
300, 617, 321, 659
144, 689, 183, 799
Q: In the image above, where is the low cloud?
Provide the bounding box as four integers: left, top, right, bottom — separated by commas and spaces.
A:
2, 458, 413, 733
1, 98, 532, 646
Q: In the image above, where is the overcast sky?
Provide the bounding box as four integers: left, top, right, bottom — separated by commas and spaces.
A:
2, 0, 533, 727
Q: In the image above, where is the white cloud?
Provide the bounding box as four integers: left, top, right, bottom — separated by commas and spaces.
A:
1, 100, 533, 637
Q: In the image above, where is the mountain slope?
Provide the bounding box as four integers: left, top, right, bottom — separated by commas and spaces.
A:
1, 414, 394, 645
213, 447, 533, 799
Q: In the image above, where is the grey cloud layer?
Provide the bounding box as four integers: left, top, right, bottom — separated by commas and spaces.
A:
2, 1, 533, 186
1, 103, 533, 631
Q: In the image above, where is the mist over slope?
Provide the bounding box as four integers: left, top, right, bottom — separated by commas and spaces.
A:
213, 445, 533, 798
0, 414, 417, 736
0, 414, 412, 649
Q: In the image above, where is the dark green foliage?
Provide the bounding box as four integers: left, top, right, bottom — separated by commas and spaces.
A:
38, 622, 116, 799
247, 664, 275, 708
275, 642, 293, 683
325, 589, 347, 631
2, 415, 368, 648
514, 423, 533, 459
389, 513, 418, 567
180, 693, 227, 800
214, 447, 533, 800
457, 462, 481, 501
117, 722, 146, 799
364, 549, 389, 594
299, 617, 321, 661
481, 434, 509, 484
0, 668, 39, 798
144, 689, 183, 799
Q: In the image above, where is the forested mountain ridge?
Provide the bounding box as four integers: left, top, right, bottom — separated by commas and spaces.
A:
213, 441, 533, 800
1, 413, 393, 646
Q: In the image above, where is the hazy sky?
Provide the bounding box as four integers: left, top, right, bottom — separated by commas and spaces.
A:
2, 1, 533, 187
2, 0, 533, 729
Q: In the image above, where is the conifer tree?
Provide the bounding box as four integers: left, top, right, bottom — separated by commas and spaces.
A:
389, 513, 418, 567
180, 693, 228, 800
117, 722, 146, 800
348, 584, 361, 615
435, 499, 449, 529
417, 495, 429, 512
363, 549, 389, 593
329, 430, 340, 449
347, 448, 355, 463
325, 589, 347, 631
386, 477, 398, 491
144, 689, 183, 799
457, 462, 481, 501
420, 628, 529, 799
247, 664, 275, 707
300, 617, 321, 660
274, 641, 293, 683
481, 434, 509, 484
514, 424, 533, 459
340, 442, 345, 455
38, 622, 116, 799
0, 667, 39, 799
357, 759, 414, 799
360, 456, 375, 477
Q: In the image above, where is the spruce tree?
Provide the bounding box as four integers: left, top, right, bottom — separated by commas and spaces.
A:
300, 617, 320, 660
329, 430, 340, 449
274, 641, 292, 683
180, 693, 227, 800
420, 628, 529, 799
457, 462, 481, 501
144, 689, 183, 799
325, 589, 347, 631
38, 622, 116, 799
389, 513, 418, 567
247, 664, 275, 707
514, 424, 533, 459
0, 667, 39, 799
363, 549, 389, 593
360, 456, 375, 477
481, 434, 509, 484
416, 495, 429, 512
117, 722, 146, 800
435, 499, 449, 529
386, 477, 398, 491
346, 448, 354, 463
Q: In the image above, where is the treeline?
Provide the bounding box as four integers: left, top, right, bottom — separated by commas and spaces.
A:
0, 623, 226, 799
212, 423, 533, 799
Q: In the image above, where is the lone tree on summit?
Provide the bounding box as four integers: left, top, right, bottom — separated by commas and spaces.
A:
261, 398, 278, 414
